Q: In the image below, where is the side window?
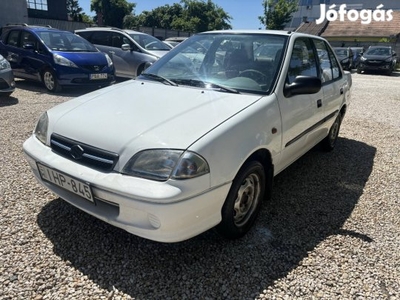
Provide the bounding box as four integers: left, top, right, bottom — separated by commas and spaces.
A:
91, 32, 111, 46
6, 30, 20, 47
110, 33, 124, 48
327, 46, 341, 80
313, 39, 342, 83
21, 31, 38, 50
287, 38, 318, 84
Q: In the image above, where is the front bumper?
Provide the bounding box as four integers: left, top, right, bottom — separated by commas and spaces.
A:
358, 61, 393, 71
23, 135, 230, 243
0, 69, 16, 94
55, 65, 116, 88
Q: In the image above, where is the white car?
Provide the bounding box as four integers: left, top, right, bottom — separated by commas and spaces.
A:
23, 30, 351, 243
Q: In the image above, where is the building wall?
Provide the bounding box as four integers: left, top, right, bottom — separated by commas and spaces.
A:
0, 0, 29, 28
28, 0, 68, 21
289, 0, 400, 29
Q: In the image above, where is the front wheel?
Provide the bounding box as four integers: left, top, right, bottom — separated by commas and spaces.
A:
321, 113, 342, 151
42, 69, 61, 93
216, 161, 266, 239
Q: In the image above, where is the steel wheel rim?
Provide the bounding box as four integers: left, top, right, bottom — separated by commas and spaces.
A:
233, 173, 261, 227
44, 72, 55, 91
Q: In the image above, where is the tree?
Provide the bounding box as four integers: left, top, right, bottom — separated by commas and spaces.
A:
91, 0, 135, 28
66, 0, 83, 21
66, 0, 93, 23
259, 0, 298, 30
126, 0, 232, 32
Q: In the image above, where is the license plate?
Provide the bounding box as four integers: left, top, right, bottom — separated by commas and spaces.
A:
37, 163, 94, 202
90, 73, 108, 80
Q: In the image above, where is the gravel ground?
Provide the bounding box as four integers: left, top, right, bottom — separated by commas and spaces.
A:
0, 73, 399, 300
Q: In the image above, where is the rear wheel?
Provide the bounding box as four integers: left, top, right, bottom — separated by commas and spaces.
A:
216, 161, 266, 239
321, 113, 342, 151
42, 69, 61, 93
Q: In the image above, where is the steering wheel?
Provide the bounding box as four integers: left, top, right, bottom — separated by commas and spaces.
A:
239, 69, 268, 83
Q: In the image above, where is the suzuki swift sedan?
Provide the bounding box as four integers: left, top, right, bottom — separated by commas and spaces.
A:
0, 25, 115, 92
23, 30, 351, 242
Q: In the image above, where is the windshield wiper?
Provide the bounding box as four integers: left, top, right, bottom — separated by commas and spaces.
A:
173, 79, 240, 94
140, 73, 178, 86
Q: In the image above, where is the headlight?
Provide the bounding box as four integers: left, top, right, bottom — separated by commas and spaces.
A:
0, 57, 11, 71
360, 57, 366, 62
105, 54, 113, 67
385, 57, 393, 62
122, 149, 210, 181
53, 54, 78, 68
34, 112, 49, 144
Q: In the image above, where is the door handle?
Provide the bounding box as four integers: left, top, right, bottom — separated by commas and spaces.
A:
317, 99, 322, 108
340, 87, 344, 94
109, 51, 115, 55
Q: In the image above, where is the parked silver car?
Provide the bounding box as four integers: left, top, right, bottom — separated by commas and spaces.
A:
75, 27, 171, 79
0, 54, 15, 97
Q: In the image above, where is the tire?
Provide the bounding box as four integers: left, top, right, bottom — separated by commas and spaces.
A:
321, 113, 342, 151
42, 69, 61, 93
356, 68, 361, 74
216, 161, 266, 239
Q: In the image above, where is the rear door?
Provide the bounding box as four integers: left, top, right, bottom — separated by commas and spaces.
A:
313, 38, 345, 134
2, 30, 24, 76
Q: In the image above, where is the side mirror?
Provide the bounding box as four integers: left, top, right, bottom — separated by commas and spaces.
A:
284, 76, 321, 98
121, 44, 131, 51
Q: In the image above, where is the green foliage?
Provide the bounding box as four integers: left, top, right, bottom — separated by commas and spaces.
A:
259, 0, 298, 30
66, 0, 84, 21
91, 0, 135, 28
123, 0, 232, 32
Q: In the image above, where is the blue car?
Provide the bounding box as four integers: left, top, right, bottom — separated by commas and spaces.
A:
0, 25, 115, 92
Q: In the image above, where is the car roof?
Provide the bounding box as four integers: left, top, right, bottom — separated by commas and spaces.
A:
368, 45, 391, 49
75, 27, 148, 35
198, 30, 328, 40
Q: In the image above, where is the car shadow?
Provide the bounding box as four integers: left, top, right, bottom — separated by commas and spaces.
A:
36, 137, 376, 299
0, 95, 18, 106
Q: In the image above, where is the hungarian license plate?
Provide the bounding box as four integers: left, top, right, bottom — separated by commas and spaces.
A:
90, 73, 108, 80
37, 163, 94, 202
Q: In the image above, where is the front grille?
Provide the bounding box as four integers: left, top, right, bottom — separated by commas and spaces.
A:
365, 60, 384, 66
80, 64, 107, 72
50, 133, 119, 172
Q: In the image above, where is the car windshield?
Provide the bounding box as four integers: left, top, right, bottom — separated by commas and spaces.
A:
140, 33, 288, 95
365, 47, 390, 56
37, 31, 98, 52
128, 33, 170, 51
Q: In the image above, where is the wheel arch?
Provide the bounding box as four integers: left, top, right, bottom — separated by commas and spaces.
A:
242, 148, 274, 201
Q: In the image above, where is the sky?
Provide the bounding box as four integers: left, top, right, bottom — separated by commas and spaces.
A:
79, 0, 265, 29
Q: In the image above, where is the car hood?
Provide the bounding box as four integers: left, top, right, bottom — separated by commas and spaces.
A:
53, 51, 108, 65
49, 80, 262, 156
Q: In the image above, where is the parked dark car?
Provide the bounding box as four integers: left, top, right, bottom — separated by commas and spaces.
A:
0, 54, 15, 97
357, 46, 397, 75
333, 47, 353, 70
350, 47, 364, 69
0, 24, 115, 92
